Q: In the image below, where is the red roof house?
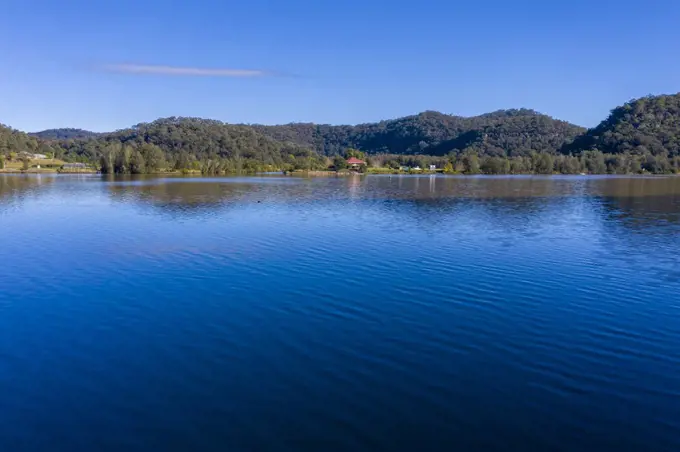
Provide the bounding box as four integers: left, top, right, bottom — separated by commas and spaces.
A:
346, 157, 365, 166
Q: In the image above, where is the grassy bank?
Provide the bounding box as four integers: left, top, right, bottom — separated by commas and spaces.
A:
0, 158, 72, 173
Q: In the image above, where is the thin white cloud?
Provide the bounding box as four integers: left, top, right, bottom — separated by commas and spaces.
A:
103, 64, 268, 77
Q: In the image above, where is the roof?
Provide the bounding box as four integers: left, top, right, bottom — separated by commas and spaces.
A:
346, 157, 365, 164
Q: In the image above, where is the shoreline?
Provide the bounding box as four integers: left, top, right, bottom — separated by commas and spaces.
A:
1, 169, 675, 178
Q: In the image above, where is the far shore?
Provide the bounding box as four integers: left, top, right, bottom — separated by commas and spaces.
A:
1, 168, 676, 178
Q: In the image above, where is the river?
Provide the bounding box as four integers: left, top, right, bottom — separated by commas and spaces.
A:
1, 174, 679, 451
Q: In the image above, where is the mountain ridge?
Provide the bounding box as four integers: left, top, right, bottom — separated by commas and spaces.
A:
30, 108, 577, 135
28, 108, 584, 158
564, 93, 680, 157
2, 93, 679, 175
30, 128, 101, 140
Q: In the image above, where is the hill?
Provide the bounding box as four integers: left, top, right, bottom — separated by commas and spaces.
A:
45, 111, 585, 173
31, 128, 101, 140
4, 95, 680, 174
55, 117, 325, 172
30, 110, 586, 161
251, 109, 585, 157
566, 93, 680, 157
0, 124, 41, 155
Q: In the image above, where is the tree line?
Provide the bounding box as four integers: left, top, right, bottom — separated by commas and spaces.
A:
2, 92, 680, 175
95, 142, 330, 175
367, 151, 680, 174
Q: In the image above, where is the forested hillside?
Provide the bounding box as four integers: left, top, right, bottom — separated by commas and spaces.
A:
0, 124, 41, 155
54, 117, 327, 172
36, 110, 585, 171
566, 94, 680, 157
30, 128, 101, 140
251, 109, 585, 157
3, 93, 680, 174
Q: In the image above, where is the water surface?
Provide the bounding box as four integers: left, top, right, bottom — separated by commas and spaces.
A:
1, 174, 679, 451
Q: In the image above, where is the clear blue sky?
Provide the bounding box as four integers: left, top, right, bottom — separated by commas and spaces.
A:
1, 0, 679, 132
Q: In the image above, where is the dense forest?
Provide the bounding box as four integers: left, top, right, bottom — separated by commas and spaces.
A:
55, 118, 328, 173
250, 109, 585, 157
1, 124, 41, 154
30, 128, 101, 140
2, 93, 680, 174
565, 94, 680, 157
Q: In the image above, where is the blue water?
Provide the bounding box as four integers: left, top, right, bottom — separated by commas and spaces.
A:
1, 174, 679, 451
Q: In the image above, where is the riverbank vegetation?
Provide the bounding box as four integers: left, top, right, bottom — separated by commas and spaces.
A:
2, 93, 680, 175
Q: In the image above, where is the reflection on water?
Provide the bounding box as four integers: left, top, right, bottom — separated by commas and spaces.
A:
101, 175, 680, 235
0, 174, 57, 212
1, 174, 679, 451
102, 174, 680, 201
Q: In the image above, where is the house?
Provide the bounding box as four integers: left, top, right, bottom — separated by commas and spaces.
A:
346, 157, 365, 169
429, 164, 436, 171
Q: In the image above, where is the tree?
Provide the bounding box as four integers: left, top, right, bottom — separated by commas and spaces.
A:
651, 154, 671, 173
386, 159, 401, 170
114, 146, 132, 174
673, 156, 680, 173
175, 151, 192, 171
481, 156, 509, 174
140, 143, 164, 173
333, 155, 348, 170
555, 155, 581, 174
413, 156, 426, 169
509, 158, 524, 174
20, 154, 31, 170
533, 153, 554, 174
583, 151, 606, 174
129, 150, 146, 174
630, 158, 642, 174
100, 150, 115, 174
0, 155, 4, 170
463, 154, 480, 174
345, 148, 366, 160
293, 156, 313, 171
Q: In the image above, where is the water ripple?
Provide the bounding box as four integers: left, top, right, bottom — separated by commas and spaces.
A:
1, 174, 680, 451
